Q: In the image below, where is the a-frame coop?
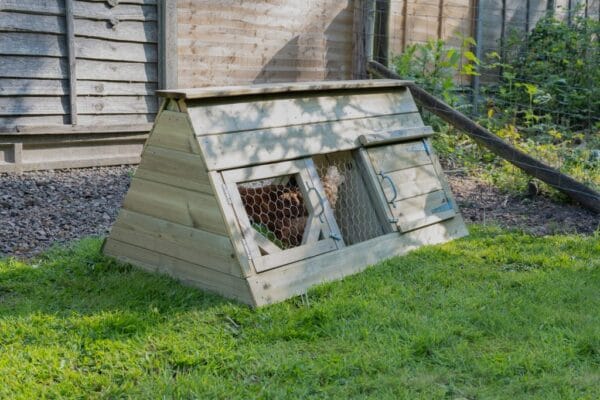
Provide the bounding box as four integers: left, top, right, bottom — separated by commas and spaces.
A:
103, 80, 468, 307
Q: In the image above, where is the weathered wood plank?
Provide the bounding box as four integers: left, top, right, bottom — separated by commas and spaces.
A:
208, 171, 256, 277
187, 89, 418, 135
77, 59, 158, 82
75, 37, 157, 62
13, 123, 152, 134
0, 56, 67, 79
0, 97, 68, 115
0, 79, 67, 96
367, 140, 432, 174
65, 0, 78, 125
359, 126, 435, 146
111, 209, 239, 276
146, 111, 200, 154
74, 2, 157, 21
2, 0, 157, 20
0, 80, 155, 98
258, 239, 338, 273
0, 113, 154, 129
391, 190, 456, 232
380, 164, 443, 201
136, 145, 210, 193
103, 239, 254, 305
84, 0, 157, 5
0, 12, 65, 34
78, 80, 157, 96
1, 0, 64, 16
122, 177, 227, 235
74, 19, 157, 43
77, 95, 159, 114
248, 217, 469, 307
158, 79, 412, 100
0, 32, 66, 57
198, 113, 425, 171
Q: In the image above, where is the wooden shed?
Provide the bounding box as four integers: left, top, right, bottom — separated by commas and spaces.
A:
102, 80, 468, 306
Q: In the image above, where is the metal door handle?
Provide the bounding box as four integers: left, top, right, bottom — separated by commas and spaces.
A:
378, 171, 398, 208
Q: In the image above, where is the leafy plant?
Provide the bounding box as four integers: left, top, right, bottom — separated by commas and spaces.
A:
486, 15, 600, 134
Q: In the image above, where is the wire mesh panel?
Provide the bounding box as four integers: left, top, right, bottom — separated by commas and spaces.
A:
222, 159, 344, 272
314, 151, 387, 245
238, 176, 309, 250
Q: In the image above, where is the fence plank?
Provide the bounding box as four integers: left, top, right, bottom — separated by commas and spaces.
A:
77, 96, 158, 114
0, 12, 65, 34
75, 37, 157, 62
0, 96, 68, 115
74, 19, 157, 42
0, 56, 67, 79
0, 32, 66, 57
77, 59, 158, 82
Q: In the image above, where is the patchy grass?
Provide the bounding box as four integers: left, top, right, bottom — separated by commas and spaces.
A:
0, 226, 599, 399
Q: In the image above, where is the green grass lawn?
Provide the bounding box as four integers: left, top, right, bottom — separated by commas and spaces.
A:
0, 226, 598, 399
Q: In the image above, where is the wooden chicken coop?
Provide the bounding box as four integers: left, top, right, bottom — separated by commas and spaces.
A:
103, 79, 468, 307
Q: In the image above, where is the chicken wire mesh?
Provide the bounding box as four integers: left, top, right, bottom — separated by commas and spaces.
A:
237, 175, 309, 250
314, 152, 386, 246
236, 152, 387, 251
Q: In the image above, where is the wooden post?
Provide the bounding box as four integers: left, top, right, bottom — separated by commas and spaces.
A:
367, 61, 600, 214
65, 0, 77, 125
437, 0, 445, 40
471, 0, 484, 114
159, 0, 178, 89
374, 0, 391, 65
352, 0, 376, 79
546, 0, 555, 17
525, 0, 531, 33
401, 0, 409, 52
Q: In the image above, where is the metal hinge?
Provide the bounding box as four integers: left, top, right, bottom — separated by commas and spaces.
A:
222, 184, 233, 205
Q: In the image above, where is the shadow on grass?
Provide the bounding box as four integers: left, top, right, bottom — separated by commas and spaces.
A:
0, 237, 237, 338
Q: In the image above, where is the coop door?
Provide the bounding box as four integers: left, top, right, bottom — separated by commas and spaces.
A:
221, 159, 344, 273
361, 139, 457, 232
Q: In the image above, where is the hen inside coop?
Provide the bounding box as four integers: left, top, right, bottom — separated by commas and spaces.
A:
313, 151, 386, 245
237, 175, 312, 251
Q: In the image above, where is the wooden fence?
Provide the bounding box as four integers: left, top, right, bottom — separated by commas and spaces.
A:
1, 0, 598, 172
0, 0, 159, 172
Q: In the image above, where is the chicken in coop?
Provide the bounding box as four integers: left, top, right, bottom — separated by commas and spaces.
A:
238, 166, 345, 248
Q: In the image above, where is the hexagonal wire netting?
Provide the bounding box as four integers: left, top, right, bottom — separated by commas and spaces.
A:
236, 151, 386, 251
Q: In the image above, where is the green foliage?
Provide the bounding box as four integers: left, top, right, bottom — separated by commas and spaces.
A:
486, 15, 600, 134
392, 36, 479, 108
1, 228, 600, 398
392, 17, 600, 199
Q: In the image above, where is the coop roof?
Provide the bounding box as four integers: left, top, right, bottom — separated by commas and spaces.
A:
156, 79, 413, 100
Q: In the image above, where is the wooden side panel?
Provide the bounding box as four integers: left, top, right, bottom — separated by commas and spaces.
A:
249, 217, 468, 307
105, 109, 246, 288
103, 238, 254, 305
198, 112, 425, 171
367, 140, 432, 173
188, 89, 418, 135
145, 110, 201, 153
122, 176, 227, 235
367, 139, 460, 233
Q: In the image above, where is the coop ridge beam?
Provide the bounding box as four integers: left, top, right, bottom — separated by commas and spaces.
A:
367, 60, 600, 214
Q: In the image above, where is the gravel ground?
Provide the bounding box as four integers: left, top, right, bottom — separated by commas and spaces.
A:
0, 166, 134, 259
1, 166, 598, 259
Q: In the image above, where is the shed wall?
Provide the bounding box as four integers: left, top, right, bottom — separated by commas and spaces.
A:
176, 0, 355, 87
